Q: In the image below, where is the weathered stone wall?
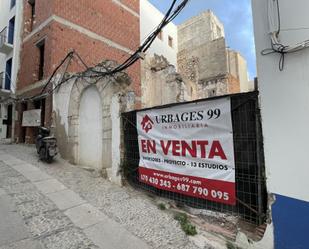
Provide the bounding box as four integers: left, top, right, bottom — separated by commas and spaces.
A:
178, 10, 225, 52
227, 74, 241, 94
197, 76, 228, 99
141, 54, 192, 108
176, 10, 244, 100
178, 37, 228, 85
227, 50, 239, 81
53, 61, 130, 184
227, 50, 249, 92
196, 73, 240, 99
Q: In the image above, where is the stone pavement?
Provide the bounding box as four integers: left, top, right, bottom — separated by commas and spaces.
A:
0, 188, 43, 249
0, 144, 201, 249
0, 151, 149, 249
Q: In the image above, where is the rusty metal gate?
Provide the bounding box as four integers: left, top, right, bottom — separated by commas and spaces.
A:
121, 91, 267, 225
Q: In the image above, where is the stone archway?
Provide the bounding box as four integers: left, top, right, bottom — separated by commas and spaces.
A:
78, 85, 103, 169
67, 78, 113, 168
65, 61, 131, 180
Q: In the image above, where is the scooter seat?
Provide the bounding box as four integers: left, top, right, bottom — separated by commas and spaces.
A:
42, 136, 56, 140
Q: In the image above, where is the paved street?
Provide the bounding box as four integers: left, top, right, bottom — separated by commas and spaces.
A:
0, 188, 43, 249
0, 144, 200, 249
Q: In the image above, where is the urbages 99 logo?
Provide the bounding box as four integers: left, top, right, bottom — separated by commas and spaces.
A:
141, 115, 154, 133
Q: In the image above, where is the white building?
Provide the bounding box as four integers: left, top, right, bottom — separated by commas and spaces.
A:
140, 0, 178, 66
252, 0, 309, 248
0, 0, 23, 140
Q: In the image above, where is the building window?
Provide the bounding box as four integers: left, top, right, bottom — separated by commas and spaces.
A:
157, 30, 163, 41
28, 0, 36, 31
168, 36, 173, 48
37, 40, 45, 80
5, 58, 12, 90
10, 0, 16, 9
8, 17, 15, 44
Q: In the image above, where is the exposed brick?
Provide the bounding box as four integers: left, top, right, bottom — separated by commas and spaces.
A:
23, 0, 53, 37
53, 0, 139, 51
16, 0, 141, 143
18, 21, 140, 95
119, 0, 140, 13
18, 25, 53, 90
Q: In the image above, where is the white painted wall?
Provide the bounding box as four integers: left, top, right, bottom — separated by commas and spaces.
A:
0, 0, 23, 140
140, 0, 178, 67
10, 0, 23, 94
78, 86, 103, 170
0, 0, 12, 139
0, 0, 10, 78
53, 76, 125, 185
52, 77, 74, 135
0, 0, 23, 93
178, 10, 225, 52
109, 93, 122, 185
252, 0, 309, 202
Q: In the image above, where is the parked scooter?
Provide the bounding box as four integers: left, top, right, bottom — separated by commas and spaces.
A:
36, 127, 58, 163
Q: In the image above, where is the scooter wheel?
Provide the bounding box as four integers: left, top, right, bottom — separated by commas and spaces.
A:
39, 148, 46, 160
46, 156, 53, 164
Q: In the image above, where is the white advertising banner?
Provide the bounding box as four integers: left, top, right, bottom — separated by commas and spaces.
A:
137, 97, 236, 205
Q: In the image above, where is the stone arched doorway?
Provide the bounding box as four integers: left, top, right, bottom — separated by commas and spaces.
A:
78, 86, 103, 169
63, 61, 131, 183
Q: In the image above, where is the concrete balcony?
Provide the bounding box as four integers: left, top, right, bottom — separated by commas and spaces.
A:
0, 72, 11, 97
0, 27, 13, 54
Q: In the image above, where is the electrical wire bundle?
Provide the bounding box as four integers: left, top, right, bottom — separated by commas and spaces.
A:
262, 0, 309, 70
89, 0, 189, 77
0, 0, 189, 104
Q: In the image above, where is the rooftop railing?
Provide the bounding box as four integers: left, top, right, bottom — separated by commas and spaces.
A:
0, 26, 14, 47
0, 72, 12, 91
0, 27, 7, 48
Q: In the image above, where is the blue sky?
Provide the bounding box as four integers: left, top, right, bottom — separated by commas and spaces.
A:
148, 0, 256, 79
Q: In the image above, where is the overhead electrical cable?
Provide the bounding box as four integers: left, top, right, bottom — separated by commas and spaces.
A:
262, 0, 309, 70
0, 0, 189, 104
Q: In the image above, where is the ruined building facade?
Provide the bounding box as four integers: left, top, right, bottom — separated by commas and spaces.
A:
140, 7, 250, 108
177, 10, 249, 99
140, 0, 180, 107
141, 54, 191, 107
